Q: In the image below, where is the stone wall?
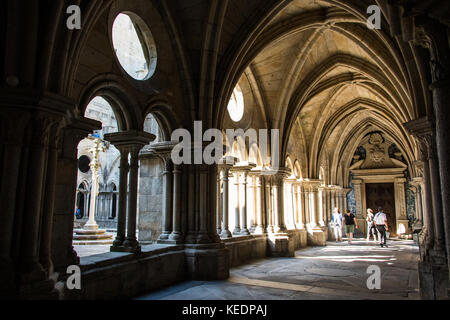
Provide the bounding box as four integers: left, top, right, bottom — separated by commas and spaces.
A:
223, 235, 267, 267
138, 157, 164, 242
63, 246, 185, 300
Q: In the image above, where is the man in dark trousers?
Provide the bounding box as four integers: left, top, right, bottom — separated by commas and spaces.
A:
374, 207, 389, 247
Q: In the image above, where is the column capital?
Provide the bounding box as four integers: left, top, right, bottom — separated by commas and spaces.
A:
142, 141, 178, 164
404, 116, 436, 160
104, 130, 156, 150
306, 179, 322, 191
218, 156, 238, 169
231, 162, 256, 174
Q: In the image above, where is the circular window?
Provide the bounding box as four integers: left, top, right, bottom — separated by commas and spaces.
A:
112, 12, 157, 80
227, 85, 244, 122
78, 155, 91, 173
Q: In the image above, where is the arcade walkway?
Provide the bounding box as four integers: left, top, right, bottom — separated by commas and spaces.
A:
136, 240, 420, 300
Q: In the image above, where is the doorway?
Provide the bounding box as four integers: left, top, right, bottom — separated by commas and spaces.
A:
366, 183, 397, 236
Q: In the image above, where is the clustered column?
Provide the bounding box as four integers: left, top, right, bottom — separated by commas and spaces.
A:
105, 131, 155, 253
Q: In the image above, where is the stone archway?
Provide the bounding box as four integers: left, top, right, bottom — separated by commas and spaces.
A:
350, 133, 409, 238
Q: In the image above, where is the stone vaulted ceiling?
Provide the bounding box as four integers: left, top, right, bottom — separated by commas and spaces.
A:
226, 0, 428, 185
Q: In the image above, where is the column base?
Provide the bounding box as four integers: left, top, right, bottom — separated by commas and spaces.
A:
418, 254, 449, 300
307, 227, 327, 246
167, 232, 183, 243
267, 233, 294, 257
184, 243, 230, 280
240, 228, 250, 235
220, 229, 233, 238
112, 237, 141, 253
83, 223, 99, 231
232, 227, 241, 235
158, 232, 171, 241
253, 226, 265, 235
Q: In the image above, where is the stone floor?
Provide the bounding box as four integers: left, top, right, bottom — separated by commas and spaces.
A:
136, 239, 420, 300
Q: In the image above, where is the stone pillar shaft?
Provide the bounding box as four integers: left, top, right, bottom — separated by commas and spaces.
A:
169, 165, 183, 242
39, 135, 58, 274
113, 148, 129, 247
159, 159, 173, 240
124, 146, 142, 251
232, 172, 241, 234
240, 172, 250, 235
220, 167, 232, 238
254, 176, 264, 233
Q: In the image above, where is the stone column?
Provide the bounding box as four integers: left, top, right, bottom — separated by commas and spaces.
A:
159, 156, 173, 241
239, 171, 250, 235
306, 180, 327, 246
308, 182, 319, 228
265, 176, 274, 233
302, 182, 310, 226
327, 187, 333, 222
17, 115, 55, 285
247, 175, 256, 232
405, 119, 438, 251
123, 145, 142, 250
105, 131, 155, 252
232, 163, 255, 235
112, 146, 129, 248
318, 186, 326, 227
330, 187, 336, 212
254, 175, 265, 234
427, 136, 445, 252
219, 158, 236, 238
182, 154, 229, 280
296, 183, 304, 229
285, 179, 296, 229
0, 112, 30, 292
39, 128, 59, 275
426, 28, 450, 281
169, 164, 183, 243
272, 169, 290, 234
216, 168, 222, 235
232, 170, 241, 235
51, 116, 101, 272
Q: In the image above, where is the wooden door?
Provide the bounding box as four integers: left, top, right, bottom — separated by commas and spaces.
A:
365, 183, 396, 236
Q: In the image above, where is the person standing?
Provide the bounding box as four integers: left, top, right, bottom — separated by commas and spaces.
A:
366, 208, 377, 242
331, 208, 343, 242
374, 207, 389, 247
343, 210, 358, 244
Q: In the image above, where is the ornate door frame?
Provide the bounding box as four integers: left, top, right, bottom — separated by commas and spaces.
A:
351, 167, 409, 237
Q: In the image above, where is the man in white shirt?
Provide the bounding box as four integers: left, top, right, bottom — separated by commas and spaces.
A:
374, 207, 389, 247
